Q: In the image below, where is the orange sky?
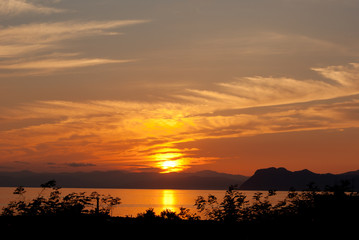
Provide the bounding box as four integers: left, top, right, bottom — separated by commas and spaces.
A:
0, 0, 359, 175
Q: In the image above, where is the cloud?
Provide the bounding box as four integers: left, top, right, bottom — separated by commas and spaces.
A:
180, 63, 359, 110
0, 19, 149, 71
0, 58, 134, 70
0, 20, 149, 57
2, 95, 358, 172
1, 63, 358, 172
66, 162, 96, 167
0, 44, 48, 58
0, 20, 149, 45
13, 160, 30, 165
199, 31, 349, 56
312, 63, 359, 86
0, 0, 64, 16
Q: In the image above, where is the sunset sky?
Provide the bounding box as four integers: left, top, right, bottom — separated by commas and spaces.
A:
1, 0, 359, 175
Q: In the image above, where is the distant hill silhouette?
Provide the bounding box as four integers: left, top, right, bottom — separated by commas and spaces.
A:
239, 167, 359, 191
3, 168, 359, 191
0, 170, 248, 190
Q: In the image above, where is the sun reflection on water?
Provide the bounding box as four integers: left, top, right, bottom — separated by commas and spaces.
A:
162, 189, 176, 212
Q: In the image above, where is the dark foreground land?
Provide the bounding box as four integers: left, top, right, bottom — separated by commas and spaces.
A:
1, 181, 358, 239
0, 215, 356, 239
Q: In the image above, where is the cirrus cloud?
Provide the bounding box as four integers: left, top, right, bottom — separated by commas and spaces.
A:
0, 58, 134, 70
180, 63, 359, 110
0, 0, 65, 16
0, 19, 149, 72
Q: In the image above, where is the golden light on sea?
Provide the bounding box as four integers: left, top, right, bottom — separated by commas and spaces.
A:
162, 190, 176, 212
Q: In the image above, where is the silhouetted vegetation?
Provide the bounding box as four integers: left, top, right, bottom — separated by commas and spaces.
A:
1, 180, 359, 236
1, 180, 121, 217
136, 207, 200, 222
194, 181, 359, 226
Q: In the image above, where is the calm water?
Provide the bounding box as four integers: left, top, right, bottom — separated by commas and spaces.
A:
0, 187, 288, 217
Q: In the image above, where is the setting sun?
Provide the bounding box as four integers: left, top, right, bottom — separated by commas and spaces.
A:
161, 160, 177, 169
151, 151, 186, 173
160, 160, 182, 173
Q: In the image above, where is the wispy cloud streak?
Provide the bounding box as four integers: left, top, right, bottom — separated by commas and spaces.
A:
0, 20, 149, 47
180, 63, 359, 109
0, 0, 64, 16
0, 58, 134, 70
0, 20, 149, 71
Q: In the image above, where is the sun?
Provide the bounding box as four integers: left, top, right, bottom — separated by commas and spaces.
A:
152, 151, 186, 173
160, 160, 180, 172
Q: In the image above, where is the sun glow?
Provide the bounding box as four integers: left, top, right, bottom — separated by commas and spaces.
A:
152, 150, 187, 173
161, 160, 178, 169
160, 160, 184, 173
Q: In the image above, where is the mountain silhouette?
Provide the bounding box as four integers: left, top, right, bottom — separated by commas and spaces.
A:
0, 170, 248, 190
239, 167, 359, 191
2, 168, 359, 191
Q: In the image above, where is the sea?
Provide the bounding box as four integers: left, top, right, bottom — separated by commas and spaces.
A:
0, 187, 289, 217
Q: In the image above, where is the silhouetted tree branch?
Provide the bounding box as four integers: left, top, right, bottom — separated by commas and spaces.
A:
1, 180, 121, 217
